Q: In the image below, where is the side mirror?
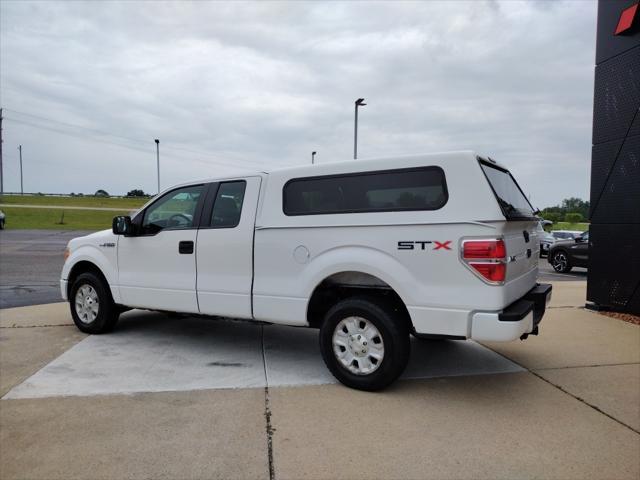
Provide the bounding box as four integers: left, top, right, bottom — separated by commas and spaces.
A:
112, 216, 132, 235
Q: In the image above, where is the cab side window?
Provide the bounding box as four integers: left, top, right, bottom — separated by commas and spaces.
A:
211, 181, 246, 228
142, 185, 204, 234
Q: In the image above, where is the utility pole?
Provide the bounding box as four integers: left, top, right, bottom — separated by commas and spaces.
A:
155, 139, 160, 194
311, 151, 316, 164
18, 145, 23, 194
0, 108, 3, 195
354, 98, 366, 159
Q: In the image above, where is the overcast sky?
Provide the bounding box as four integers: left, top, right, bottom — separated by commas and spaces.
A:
1, 0, 596, 207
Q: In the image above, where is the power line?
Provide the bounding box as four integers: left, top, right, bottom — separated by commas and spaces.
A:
3, 108, 149, 146
6, 117, 153, 154
4, 116, 282, 172
3, 108, 287, 169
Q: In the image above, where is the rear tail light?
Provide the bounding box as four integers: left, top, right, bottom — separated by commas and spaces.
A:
461, 239, 507, 283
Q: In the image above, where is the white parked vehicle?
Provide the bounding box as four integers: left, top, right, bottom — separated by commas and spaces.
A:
61, 151, 551, 390
550, 230, 583, 241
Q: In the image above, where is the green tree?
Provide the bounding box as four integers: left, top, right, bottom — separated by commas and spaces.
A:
560, 197, 589, 219
542, 212, 561, 223
126, 189, 148, 197
541, 197, 590, 221
564, 212, 583, 223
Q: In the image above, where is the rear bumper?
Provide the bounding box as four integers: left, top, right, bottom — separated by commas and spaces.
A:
471, 283, 552, 342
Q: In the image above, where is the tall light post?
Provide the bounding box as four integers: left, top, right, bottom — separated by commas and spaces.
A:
154, 139, 160, 194
311, 151, 316, 164
18, 145, 23, 194
354, 98, 366, 159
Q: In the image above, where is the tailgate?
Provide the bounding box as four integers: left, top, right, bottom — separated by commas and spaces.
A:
477, 158, 539, 303
503, 220, 539, 282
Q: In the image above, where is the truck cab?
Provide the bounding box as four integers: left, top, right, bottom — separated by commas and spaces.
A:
62, 151, 551, 391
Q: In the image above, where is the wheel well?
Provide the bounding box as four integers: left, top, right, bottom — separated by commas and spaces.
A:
67, 261, 109, 299
307, 271, 411, 329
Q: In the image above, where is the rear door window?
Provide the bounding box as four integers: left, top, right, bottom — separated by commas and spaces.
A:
479, 161, 535, 220
210, 181, 246, 228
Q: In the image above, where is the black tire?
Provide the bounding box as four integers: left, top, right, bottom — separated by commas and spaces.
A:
69, 272, 120, 334
319, 296, 410, 391
551, 250, 572, 273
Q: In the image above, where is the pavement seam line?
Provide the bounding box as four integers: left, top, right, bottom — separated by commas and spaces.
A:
0, 324, 75, 328
529, 370, 640, 435
261, 325, 276, 480
534, 362, 640, 371
484, 347, 640, 435
547, 305, 584, 309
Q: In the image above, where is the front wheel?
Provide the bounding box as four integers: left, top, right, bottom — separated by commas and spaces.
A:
319, 296, 410, 391
70, 272, 120, 334
551, 251, 572, 273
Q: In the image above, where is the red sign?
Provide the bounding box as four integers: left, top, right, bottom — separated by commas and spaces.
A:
615, 2, 639, 35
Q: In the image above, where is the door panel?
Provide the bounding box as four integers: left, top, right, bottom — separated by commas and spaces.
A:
570, 241, 589, 267
118, 230, 199, 312
196, 177, 261, 319
117, 184, 205, 312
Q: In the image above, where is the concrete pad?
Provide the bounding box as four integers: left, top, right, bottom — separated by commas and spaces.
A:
0, 325, 86, 396
4, 311, 267, 399
537, 364, 640, 432
0, 388, 268, 480
269, 373, 640, 480
265, 326, 523, 387
483, 308, 640, 370
548, 281, 586, 308
0, 302, 71, 328
4, 311, 522, 399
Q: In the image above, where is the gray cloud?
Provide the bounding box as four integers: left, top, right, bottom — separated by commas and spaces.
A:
1, 0, 596, 207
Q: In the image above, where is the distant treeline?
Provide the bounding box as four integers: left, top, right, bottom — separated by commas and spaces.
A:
540, 197, 590, 223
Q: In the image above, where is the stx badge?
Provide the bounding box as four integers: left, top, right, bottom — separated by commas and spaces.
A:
398, 241, 452, 251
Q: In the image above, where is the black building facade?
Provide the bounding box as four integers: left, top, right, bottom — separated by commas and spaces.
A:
588, 0, 640, 314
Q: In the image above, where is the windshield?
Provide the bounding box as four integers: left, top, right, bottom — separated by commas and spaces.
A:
479, 161, 535, 220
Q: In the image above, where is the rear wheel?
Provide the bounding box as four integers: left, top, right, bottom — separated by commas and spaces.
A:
551, 250, 572, 273
319, 296, 410, 391
70, 272, 120, 334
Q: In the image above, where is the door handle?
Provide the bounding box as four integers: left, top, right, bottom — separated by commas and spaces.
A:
179, 241, 194, 254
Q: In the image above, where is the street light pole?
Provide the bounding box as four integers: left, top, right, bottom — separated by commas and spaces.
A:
18, 144, 23, 194
312, 151, 316, 164
354, 98, 366, 159
155, 139, 160, 194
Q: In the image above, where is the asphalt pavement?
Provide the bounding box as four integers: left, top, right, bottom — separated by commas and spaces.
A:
0, 230, 93, 309
537, 254, 588, 282
0, 229, 586, 309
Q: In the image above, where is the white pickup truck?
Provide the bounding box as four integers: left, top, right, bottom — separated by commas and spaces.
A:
61, 151, 551, 390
